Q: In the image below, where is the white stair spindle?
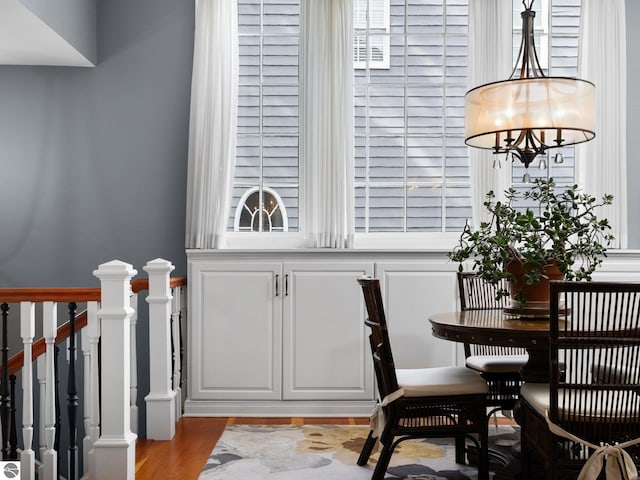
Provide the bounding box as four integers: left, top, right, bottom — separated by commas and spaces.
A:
42, 301, 58, 480
143, 258, 177, 440
85, 301, 100, 478
81, 301, 98, 476
179, 286, 188, 410
129, 293, 138, 435
171, 286, 182, 421
92, 260, 137, 480
20, 301, 36, 480
36, 355, 46, 468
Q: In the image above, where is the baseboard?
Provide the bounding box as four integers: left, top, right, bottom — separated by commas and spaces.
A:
182, 399, 375, 417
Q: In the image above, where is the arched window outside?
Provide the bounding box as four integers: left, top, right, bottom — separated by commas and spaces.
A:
234, 187, 289, 232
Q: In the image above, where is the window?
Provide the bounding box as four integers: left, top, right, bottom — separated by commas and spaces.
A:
230, 0, 582, 243
234, 187, 289, 232
234, 0, 301, 232
354, 0, 391, 69
354, 0, 470, 232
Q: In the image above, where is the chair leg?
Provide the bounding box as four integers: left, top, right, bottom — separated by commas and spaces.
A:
357, 430, 377, 466
476, 422, 490, 480
455, 435, 467, 464
521, 439, 530, 480
371, 440, 394, 480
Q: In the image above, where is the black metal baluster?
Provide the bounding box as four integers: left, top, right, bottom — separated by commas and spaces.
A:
9, 374, 17, 459
67, 302, 78, 480
1, 303, 10, 460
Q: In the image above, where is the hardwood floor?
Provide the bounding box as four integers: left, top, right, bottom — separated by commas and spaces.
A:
134, 416, 370, 480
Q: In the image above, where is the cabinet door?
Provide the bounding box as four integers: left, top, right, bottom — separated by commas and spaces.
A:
282, 261, 374, 400
376, 261, 460, 369
189, 261, 282, 400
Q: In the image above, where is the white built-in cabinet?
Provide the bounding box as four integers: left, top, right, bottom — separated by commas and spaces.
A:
186, 251, 383, 416
184, 249, 640, 416
190, 260, 283, 401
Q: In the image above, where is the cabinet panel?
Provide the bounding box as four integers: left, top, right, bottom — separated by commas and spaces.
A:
282, 262, 374, 400
376, 261, 460, 369
189, 262, 282, 400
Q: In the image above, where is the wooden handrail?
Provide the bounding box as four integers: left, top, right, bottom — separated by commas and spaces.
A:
131, 277, 186, 293
0, 276, 186, 301
0, 288, 101, 303
0, 277, 186, 376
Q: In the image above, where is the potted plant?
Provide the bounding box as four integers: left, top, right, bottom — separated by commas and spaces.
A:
449, 178, 614, 314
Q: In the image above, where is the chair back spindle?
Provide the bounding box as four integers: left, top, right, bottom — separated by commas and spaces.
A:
457, 273, 518, 358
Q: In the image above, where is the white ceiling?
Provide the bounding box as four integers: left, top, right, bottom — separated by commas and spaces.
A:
0, 0, 93, 67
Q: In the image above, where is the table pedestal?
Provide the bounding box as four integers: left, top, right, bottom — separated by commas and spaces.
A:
520, 345, 549, 383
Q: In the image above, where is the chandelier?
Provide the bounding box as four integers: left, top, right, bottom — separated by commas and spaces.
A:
464, 0, 595, 171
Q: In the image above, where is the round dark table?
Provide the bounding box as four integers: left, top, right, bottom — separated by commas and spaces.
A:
429, 310, 559, 383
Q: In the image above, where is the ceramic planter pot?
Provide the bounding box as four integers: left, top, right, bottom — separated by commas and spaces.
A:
504, 258, 563, 316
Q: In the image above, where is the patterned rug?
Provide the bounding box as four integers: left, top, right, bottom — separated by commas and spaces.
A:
198, 424, 520, 480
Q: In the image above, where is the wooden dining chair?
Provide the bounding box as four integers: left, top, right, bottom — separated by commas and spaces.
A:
457, 272, 528, 416
356, 276, 490, 480
520, 281, 640, 479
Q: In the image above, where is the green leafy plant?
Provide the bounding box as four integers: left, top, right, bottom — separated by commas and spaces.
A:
449, 178, 614, 302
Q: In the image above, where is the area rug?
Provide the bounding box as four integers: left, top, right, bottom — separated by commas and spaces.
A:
198, 424, 520, 480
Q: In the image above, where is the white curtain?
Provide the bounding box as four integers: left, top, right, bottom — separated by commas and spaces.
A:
302, 0, 355, 248
468, 0, 513, 227
185, 0, 238, 249
576, 0, 627, 248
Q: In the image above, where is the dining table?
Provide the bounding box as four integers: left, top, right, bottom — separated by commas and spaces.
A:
429, 309, 556, 479
429, 309, 556, 383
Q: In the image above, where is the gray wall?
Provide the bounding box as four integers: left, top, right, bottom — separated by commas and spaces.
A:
0, 0, 193, 288
627, 0, 640, 248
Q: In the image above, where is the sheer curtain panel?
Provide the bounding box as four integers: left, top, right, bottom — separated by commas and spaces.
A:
468, 0, 512, 227
302, 0, 355, 248
185, 0, 238, 249
576, 0, 627, 248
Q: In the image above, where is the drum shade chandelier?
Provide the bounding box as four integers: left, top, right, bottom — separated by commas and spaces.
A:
464, 0, 595, 171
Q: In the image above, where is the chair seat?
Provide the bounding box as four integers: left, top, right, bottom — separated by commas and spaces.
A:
396, 366, 489, 397
466, 354, 528, 373
521, 383, 640, 421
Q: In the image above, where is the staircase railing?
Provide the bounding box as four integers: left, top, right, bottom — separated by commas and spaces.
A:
0, 257, 187, 480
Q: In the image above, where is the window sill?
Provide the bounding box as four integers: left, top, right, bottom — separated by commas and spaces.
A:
221, 232, 462, 251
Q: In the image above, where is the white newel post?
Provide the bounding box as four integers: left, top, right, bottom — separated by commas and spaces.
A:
20, 302, 36, 480
92, 260, 137, 480
143, 258, 177, 440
